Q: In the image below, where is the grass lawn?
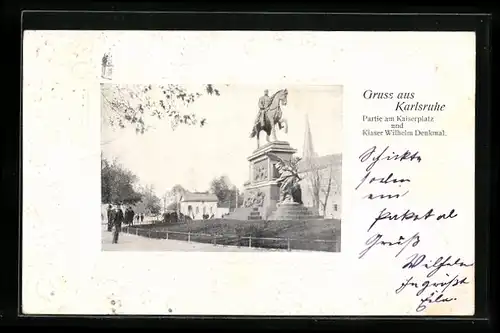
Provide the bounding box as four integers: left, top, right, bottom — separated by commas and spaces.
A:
125, 218, 341, 252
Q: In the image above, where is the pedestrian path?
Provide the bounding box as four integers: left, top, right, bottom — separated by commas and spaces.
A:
101, 229, 293, 252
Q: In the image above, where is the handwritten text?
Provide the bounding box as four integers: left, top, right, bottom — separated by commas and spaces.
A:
359, 232, 420, 259
367, 208, 458, 232
359, 145, 422, 172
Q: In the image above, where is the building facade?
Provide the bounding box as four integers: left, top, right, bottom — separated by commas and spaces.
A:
297, 114, 342, 220
179, 192, 219, 220
298, 154, 342, 220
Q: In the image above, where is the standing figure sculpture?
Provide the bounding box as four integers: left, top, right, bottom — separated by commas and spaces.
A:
101, 51, 113, 80
250, 89, 289, 149
268, 153, 303, 204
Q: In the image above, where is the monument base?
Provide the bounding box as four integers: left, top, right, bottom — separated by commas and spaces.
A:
267, 202, 322, 221
226, 207, 264, 221
226, 140, 320, 221
227, 181, 278, 220
225, 204, 322, 221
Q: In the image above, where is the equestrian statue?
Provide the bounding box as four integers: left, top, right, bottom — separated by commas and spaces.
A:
250, 89, 289, 149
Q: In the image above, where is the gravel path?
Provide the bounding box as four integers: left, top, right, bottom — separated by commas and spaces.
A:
101, 229, 296, 252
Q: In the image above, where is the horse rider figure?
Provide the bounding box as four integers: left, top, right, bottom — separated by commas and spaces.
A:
250, 88, 289, 148
257, 89, 272, 127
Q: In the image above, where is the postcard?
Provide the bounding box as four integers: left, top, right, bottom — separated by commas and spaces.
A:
22, 30, 475, 316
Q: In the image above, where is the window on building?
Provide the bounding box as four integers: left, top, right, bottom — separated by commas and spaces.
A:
196, 206, 199, 214
210, 206, 213, 214
334, 204, 338, 211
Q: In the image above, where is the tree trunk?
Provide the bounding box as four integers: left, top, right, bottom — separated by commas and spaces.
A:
320, 167, 334, 217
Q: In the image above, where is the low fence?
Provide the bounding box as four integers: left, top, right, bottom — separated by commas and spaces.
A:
121, 226, 340, 252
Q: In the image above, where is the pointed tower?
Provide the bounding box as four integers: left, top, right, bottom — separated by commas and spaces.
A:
302, 113, 316, 160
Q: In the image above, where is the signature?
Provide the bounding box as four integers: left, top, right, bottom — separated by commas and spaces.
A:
402, 253, 474, 278
367, 208, 458, 232
398, 253, 474, 312
358, 232, 420, 259
395, 274, 469, 312
359, 145, 422, 172
396, 274, 470, 296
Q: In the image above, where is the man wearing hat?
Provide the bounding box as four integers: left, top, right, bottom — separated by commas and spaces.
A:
112, 203, 125, 244
106, 204, 114, 232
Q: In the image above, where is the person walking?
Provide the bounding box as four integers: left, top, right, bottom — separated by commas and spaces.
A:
112, 204, 124, 244
107, 204, 114, 232
128, 206, 135, 226
124, 206, 131, 225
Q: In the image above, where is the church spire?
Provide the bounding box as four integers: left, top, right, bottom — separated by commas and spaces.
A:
302, 113, 316, 160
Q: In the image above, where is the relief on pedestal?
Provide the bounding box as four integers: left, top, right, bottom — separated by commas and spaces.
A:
244, 190, 266, 208
253, 160, 268, 182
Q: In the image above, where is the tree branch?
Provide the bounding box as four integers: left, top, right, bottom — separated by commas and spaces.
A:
101, 84, 219, 134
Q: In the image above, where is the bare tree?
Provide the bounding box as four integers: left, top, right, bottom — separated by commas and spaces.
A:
304, 159, 320, 214
319, 165, 334, 216
304, 162, 340, 217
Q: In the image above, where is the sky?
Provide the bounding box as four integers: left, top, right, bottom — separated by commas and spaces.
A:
101, 84, 343, 197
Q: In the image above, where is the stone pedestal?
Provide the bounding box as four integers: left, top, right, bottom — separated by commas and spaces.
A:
101, 64, 113, 80
226, 141, 322, 221
228, 141, 297, 220
267, 202, 322, 221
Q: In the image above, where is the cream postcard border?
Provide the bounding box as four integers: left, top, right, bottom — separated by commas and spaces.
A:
22, 30, 475, 316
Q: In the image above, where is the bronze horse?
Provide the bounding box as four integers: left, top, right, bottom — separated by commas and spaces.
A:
250, 89, 289, 149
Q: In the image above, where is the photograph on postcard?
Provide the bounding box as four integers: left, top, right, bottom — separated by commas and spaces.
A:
100, 82, 342, 252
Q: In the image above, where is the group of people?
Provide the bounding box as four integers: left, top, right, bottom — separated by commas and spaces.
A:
106, 204, 145, 244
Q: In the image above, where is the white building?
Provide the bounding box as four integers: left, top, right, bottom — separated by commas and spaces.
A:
179, 192, 219, 220
216, 202, 231, 218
